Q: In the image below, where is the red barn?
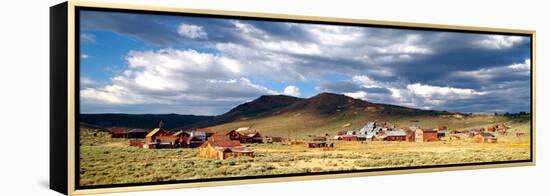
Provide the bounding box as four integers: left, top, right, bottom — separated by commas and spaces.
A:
341, 135, 358, 141
415, 128, 438, 142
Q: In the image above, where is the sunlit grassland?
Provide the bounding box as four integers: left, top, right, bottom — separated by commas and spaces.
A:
79, 117, 531, 186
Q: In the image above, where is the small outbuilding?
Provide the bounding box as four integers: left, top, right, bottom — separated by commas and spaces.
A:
127, 129, 149, 138
415, 128, 438, 142
341, 135, 359, 141
473, 133, 498, 143
109, 127, 127, 138
264, 136, 283, 143
385, 130, 407, 141
437, 130, 446, 139
198, 136, 254, 160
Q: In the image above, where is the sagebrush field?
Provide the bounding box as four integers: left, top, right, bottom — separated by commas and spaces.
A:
79, 116, 530, 186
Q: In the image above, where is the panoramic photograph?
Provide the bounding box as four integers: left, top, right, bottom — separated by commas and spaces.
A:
78, 10, 532, 187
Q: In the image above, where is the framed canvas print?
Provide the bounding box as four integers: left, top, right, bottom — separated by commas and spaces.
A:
50, 0, 536, 195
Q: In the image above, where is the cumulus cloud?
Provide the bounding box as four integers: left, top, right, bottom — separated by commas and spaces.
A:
80, 54, 90, 59
80, 33, 96, 43
283, 86, 301, 97
376, 34, 432, 54
79, 11, 532, 114
177, 23, 208, 39
344, 91, 368, 100
80, 77, 96, 85
449, 59, 531, 83
81, 48, 277, 115
330, 74, 492, 111
474, 35, 526, 49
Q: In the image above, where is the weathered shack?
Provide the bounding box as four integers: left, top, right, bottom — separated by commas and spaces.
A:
415, 128, 438, 142
449, 130, 462, 134
224, 130, 263, 143
468, 128, 484, 137
473, 132, 498, 143
193, 129, 214, 138
226, 130, 242, 141
437, 130, 446, 139
109, 127, 127, 138
285, 140, 305, 145
181, 130, 211, 148
145, 128, 171, 143
198, 136, 254, 160
341, 135, 359, 141
405, 128, 416, 142
306, 136, 333, 148
307, 142, 330, 148
494, 124, 509, 131
127, 129, 148, 138
264, 136, 283, 143
345, 130, 356, 135
145, 121, 172, 145
242, 132, 263, 143
235, 127, 250, 133
385, 130, 407, 141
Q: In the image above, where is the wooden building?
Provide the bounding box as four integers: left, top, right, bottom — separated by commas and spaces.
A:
264, 136, 283, 143
307, 142, 330, 148
385, 130, 407, 141
198, 136, 254, 160
415, 128, 438, 142
225, 130, 263, 143
145, 128, 171, 143
311, 136, 327, 142
437, 130, 446, 139
341, 135, 359, 141
473, 133, 498, 143
405, 129, 416, 142
109, 127, 127, 138
145, 121, 172, 144
127, 129, 148, 138
469, 128, 484, 137
306, 136, 333, 148
226, 130, 242, 141
241, 132, 263, 143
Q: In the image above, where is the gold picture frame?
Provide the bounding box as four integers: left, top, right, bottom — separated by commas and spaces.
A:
50, 0, 536, 195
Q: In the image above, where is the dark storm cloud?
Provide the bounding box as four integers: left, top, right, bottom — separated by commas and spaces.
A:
382, 33, 531, 89
80, 10, 532, 114
319, 81, 364, 92
319, 80, 392, 95
80, 10, 248, 46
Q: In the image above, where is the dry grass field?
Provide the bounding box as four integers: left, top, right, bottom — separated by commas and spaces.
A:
79, 116, 530, 186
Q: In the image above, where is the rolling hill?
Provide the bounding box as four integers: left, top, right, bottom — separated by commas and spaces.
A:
183, 92, 465, 138
81, 92, 511, 138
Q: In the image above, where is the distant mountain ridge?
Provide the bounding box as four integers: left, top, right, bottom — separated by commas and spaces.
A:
79, 113, 213, 129
81, 93, 453, 131
182, 92, 450, 130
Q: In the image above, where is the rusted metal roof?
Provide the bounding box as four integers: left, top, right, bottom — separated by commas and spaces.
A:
202, 140, 241, 148
128, 129, 147, 133
386, 130, 407, 136
109, 127, 126, 134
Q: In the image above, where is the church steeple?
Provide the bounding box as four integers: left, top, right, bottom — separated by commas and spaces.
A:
159, 120, 165, 129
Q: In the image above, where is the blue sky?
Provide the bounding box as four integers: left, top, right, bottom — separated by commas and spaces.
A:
79, 10, 532, 115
